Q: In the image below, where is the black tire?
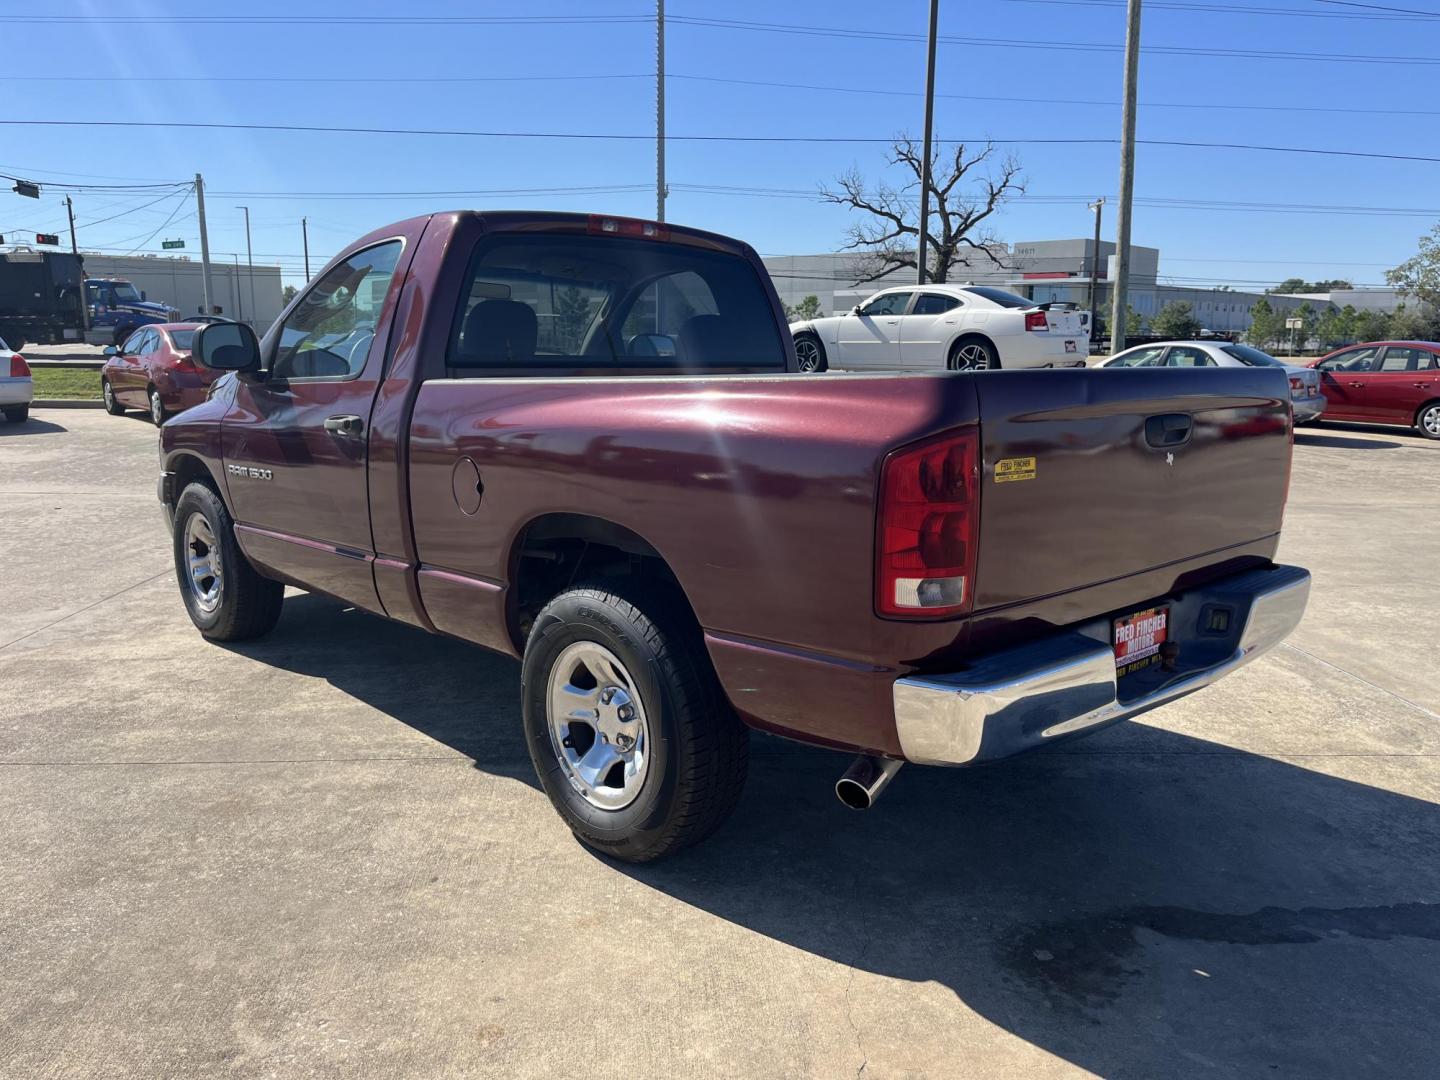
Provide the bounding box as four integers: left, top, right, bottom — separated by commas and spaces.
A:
1416, 400, 1440, 440
521, 584, 749, 862
101, 377, 125, 415
948, 336, 999, 371
794, 332, 828, 373
113, 325, 135, 348
148, 385, 167, 426
3, 404, 28, 424
2, 334, 24, 353
172, 482, 284, 641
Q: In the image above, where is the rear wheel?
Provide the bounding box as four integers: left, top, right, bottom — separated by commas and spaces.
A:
172, 482, 284, 641
949, 337, 998, 371
2, 405, 28, 424
521, 584, 749, 862
148, 385, 167, 426
1418, 401, 1440, 440
794, 333, 828, 373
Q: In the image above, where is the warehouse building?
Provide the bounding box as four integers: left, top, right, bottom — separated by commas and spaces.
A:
79, 252, 285, 330
763, 239, 1314, 335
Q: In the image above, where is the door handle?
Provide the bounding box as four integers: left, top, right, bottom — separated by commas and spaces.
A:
1415, 382, 1432, 389
1145, 412, 1193, 448
1348, 382, 1365, 388
324, 414, 364, 436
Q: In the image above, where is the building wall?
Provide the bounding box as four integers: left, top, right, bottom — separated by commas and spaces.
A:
80, 253, 285, 330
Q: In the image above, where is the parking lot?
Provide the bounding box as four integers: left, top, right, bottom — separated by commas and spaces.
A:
2, 408, 1437, 1078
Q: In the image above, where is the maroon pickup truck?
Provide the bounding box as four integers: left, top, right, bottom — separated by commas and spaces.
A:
158, 211, 1310, 861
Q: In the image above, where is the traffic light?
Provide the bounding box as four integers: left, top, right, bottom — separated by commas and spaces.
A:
36, 233, 61, 246
12, 181, 40, 199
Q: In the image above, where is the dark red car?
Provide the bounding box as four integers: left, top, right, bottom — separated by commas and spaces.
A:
101, 322, 224, 425
1306, 341, 1440, 439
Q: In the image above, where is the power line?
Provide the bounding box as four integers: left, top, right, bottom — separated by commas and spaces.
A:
7, 120, 1440, 164
993, 0, 1438, 19
0, 13, 654, 25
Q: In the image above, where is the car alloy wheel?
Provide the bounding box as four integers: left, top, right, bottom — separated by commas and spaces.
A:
150, 389, 165, 426
182, 511, 224, 614
952, 343, 992, 370
103, 380, 115, 411
545, 640, 651, 811
795, 337, 823, 372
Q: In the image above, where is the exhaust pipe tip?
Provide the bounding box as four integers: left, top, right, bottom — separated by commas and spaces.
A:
835, 754, 903, 810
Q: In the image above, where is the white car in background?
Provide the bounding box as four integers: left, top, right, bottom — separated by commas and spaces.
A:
0, 334, 33, 424
1100, 340, 1327, 422
790, 284, 1087, 372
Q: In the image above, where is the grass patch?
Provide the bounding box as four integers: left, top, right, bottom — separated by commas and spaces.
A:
31, 367, 102, 400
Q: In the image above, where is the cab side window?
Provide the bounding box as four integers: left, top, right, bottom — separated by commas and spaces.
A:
1109, 346, 1165, 367
272, 240, 403, 380
1322, 347, 1379, 372
1166, 346, 1215, 367
912, 293, 960, 315
1379, 347, 1426, 371
121, 329, 147, 354
859, 293, 912, 317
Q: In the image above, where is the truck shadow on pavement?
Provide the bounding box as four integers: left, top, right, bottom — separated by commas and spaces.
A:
631, 722, 1440, 1078
234, 594, 1439, 1078
0, 417, 66, 436
1294, 432, 1404, 450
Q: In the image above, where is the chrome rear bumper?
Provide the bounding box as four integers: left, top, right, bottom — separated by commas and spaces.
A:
893, 564, 1310, 765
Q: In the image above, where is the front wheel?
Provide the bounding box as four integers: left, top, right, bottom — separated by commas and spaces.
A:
949, 337, 998, 371
1417, 401, 1440, 440
521, 585, 749, 862
101, 377, 125, 415
172, 482, 284, 640
794, 333, 828, 373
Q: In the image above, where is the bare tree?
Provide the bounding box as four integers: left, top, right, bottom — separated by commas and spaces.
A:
821, 137, 1025, 285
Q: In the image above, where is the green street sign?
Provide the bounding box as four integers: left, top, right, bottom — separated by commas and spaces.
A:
161, 239, 185, 250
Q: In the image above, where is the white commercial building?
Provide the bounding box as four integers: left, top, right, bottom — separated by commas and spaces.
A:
80, 252, 285, 330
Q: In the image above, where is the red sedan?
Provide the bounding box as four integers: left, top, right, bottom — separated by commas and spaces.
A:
1307, 341, 1440, 439
101, 322, 225, 425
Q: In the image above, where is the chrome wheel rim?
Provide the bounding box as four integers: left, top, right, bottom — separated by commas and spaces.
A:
546, 641, 650, 811
1423, 406, 1440, 436
150, 391, 164, 424
953, 344, 991, 370
102, 380, 114, 410
182, 511, 223, 614
795, 338, 821, 372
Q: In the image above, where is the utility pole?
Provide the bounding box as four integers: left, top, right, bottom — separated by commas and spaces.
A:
64, 195, 89, 331
655, 0, 666, 222
916, 0, 940, 285
195, 173, 214, 316
301, 216, 311, 280
237, 205, 256, 327
1110, 0, 1143, 352
233, 254, 243, 322
1087, 197, 1104, 346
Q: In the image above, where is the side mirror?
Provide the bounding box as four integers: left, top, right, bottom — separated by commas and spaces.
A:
194, 321, 261, 373
103, 345, 118, 357
851, 305, 863, 315
141, 290, 148, 301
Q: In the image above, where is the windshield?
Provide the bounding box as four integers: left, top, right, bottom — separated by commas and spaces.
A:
110, 283, 142, 303
169, 329, 196, 351
1222, 344, 1286, 367
963, 286, 1032, 309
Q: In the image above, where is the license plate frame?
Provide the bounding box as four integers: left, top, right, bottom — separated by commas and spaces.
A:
1113, 606, 1168, 677
1064, 339, 1078, 353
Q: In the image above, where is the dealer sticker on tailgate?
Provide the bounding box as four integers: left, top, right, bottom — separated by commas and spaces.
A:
1114, 606, 1168, 675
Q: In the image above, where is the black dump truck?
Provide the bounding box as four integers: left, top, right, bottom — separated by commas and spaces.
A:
0, 250, 87, 351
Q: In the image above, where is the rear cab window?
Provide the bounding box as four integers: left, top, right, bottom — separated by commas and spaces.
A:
447, 233, 786, 374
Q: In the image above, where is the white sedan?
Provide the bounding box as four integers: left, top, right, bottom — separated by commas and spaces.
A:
0, 335, 32, 424
1100, 340, 1327, 422
790, 284, 1087, 372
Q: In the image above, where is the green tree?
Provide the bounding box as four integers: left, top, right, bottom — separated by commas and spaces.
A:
1353, 309, 1393, 342
1386, 223, 1440, 308
1297, 302, 1320, 348
1386, 302, 1440, 341
1150, 300, 1201, 339
1125, 306, 1143, 337
1246, 298, 1283, 347
784, 294, 824, 322
1269, 277, 1353, 295
282, 284, 298, 305
555, 286, 595, 350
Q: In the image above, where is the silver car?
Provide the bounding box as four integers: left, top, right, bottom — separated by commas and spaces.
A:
1100, 341, 1326, 423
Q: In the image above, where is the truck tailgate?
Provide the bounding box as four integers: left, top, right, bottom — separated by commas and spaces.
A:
971, 367, 1291, 616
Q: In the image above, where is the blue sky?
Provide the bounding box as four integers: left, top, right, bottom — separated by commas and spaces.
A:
2, 0, 1435, 291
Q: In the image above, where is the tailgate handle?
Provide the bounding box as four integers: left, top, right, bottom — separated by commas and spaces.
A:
1145, 413, 1192, 448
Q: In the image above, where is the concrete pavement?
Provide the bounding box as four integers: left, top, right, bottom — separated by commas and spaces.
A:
1, 409, 1437, 1078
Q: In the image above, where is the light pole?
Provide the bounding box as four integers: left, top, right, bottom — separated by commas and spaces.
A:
1110, 0, 1143, 352
236, 205, 256, 327
1087, 197, 1104, 346
916, 0, 940, 285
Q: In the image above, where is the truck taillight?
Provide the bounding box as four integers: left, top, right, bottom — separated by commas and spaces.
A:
876, 429, 979, 618
1288, 376, 1304, 399
9, 354, 29, 377
1024, 311, 1048, 331
174, 354, 197, 372
588, 215, 669, 241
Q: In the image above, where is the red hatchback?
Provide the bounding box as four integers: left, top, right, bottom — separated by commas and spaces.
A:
101, 322, 224, 425
1307, 341, 1440, 439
